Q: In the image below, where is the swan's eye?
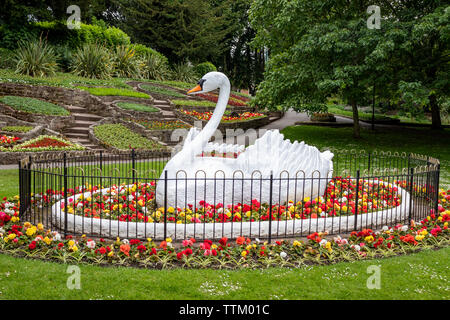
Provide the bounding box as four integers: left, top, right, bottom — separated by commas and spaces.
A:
197, 79, 206, 89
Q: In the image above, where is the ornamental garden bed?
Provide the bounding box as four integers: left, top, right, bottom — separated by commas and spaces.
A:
139, 83, 188, 100
111, 101, 162, 120
91, 123, 168, 152
175, 109, 270, 131
0, 136, 85, 164
127, 119, 192, 145
0, 188, 447, 269
170, 99, 253, 113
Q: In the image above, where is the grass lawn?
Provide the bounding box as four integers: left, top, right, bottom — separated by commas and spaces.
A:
0, 96, 70, 116
0, 247, 448, 300
76, 86, 150, 99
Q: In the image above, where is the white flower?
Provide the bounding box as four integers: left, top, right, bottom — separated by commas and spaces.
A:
280, 252, 287, 259
86, 240, 96, 249
352, 245, 361, 251
382, 226, 389, 232
122, 239, 129, 245
128, 195, 134, 201
319, 239, 328, 246
0, 227, 5, 234
401, 225, 408, 232
255, 238, 260, 244
52, 232, 62, 241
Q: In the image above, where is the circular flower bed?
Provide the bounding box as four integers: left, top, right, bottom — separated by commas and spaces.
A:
0, 134, 20, 148
0, 135, 84, 152
0, 190, 448, 269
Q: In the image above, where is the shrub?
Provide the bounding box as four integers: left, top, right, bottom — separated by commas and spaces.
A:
93, 124, 165, 150
14, 38, 59, 77
130, 44, 168, 64
53, 44, 73, 72
194, 62, 217, 77
0, 96, 69, 116
141, 54, 171, 81
171, 62, 197, 83
112, 45, 141, 78
116, 102, 159, 113
76, 86, 150, 98
71, 43, 113, 79
0, 48, 15, 69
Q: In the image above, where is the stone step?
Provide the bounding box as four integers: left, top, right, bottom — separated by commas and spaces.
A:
66, 127, 90, 134
74, 120, 96, 128
72, 113, 103, 121
65, 132, 88, 139
70, 138, 91, 144
154, 105, 172, 111
153, 100, 169, 104
66, 106, 87, 112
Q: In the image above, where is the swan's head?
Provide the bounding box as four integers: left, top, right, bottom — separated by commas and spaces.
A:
187, 72, 228, 95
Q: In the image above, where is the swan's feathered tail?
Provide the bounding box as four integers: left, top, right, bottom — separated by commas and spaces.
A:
237, 130, 334, 179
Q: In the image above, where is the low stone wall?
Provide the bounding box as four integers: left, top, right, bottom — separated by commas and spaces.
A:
0, 150, 88, 165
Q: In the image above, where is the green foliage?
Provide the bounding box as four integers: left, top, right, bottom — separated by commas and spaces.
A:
112, 45, 141, 78
171, 100, 218, 108
1, 126, 34, 133
140, 84, 186, 98
0, 96, 69, 116
130, 44, 168, 64
14, 38, 59, 77
71, 43, 113, 79
93, 123, 165, 150
77, 86, 150, 99
0, 68, 131, 89
141, 53, 171, 81
171, 62, 197, 83
194, 62, 217, 77
116, 102, 159, 113
0, 48, 15, 69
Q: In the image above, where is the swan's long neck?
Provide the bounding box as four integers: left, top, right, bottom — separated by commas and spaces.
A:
183, 77, 230, 160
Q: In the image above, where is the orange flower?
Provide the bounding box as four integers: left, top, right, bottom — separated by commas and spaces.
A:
236, 237, 245, 245
159, 241, 167, 249
120, 244, 130, 256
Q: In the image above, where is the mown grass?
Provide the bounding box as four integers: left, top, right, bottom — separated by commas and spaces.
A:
0, 246, 448, 300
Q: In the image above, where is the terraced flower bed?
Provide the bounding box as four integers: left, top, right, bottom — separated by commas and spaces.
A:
0, 96, 69, 116
131, 119, 191, 130
180, 110, 266, 123
0, 135, 20, 148
116, 102, 159, 113
1, 126, 34, 133
140, 84, 186, 99
76, 86, 150, 99
0, 135, 84, 152
197, 92, 249, 107
93, 124, 166, 151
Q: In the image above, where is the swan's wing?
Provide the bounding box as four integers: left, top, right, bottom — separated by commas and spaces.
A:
203, 142, 244, 154
237, 130, 334, 178
182, 127, 201, 150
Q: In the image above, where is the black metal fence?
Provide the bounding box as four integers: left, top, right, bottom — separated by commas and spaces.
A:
18, 150, 440, 242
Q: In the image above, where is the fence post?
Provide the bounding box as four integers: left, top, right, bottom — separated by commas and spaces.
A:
18, 160, 23, 217
434, 163, 440, 215
99, 150, 103, 188
63, 152, 68, 237
368, 152, 371, 173
354, 170, 360, 230
268, 172, 273, 244
131, 148, 136, 184
163, 170, 168, 240
408, 168, 414, 223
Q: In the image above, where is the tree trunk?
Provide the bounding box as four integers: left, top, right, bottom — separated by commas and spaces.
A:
351, 100, 361, 138
430, 94, 442, 130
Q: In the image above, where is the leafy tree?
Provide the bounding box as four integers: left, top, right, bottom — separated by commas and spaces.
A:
250, 0, 449, 136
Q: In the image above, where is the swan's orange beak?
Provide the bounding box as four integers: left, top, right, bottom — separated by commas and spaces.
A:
187, 85, 202, 95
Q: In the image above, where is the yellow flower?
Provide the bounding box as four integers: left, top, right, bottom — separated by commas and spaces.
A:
415, 235, 425, 241
108, 251, 114, 257
246, 245, 252, 251
43, 237, 52, 245
11, 216, 19, 223
24, 222, 32, 228
166, 237, 172, 243
147, 238, 152, 243
234, 212, 241, 219
68, 240, 75, 247
26, 226, 37, 237
37, 223, 44, 231
177, 220, 182, 224
71, 245, 78, 252
8, 233, 16, 240
212, 244, 217, 249
245, 211, 252, 217
167, 207, 175, 214
241, 250, 248, 257
364, 235, 374, 243
293, 240, 301, 247
420, 230, 428, 236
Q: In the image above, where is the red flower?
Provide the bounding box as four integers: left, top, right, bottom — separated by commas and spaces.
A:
29, 241, 37, 251
219, 237, 228, 246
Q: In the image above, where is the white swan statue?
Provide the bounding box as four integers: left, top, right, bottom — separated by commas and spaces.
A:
156, 72, 334, 208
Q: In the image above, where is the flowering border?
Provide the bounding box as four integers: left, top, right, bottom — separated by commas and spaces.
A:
0, 189, 448, 269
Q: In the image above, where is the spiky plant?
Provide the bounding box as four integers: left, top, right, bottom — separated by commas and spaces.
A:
71, 43, 113, 79
171, 62, 197, 83
14, 38, 59, 77
113, 45, 141, 78
141, 53, 170, 81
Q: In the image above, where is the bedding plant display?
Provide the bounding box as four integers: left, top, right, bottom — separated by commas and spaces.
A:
0, 189, 448, 269
0, 135, 84, 152
180, 110, 265, 123
130, 119, 191, 130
